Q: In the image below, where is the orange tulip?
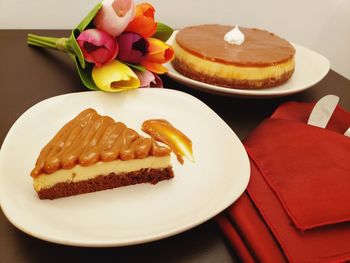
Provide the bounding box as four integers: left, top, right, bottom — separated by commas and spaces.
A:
125, 3, 157, 38
141, 38, 174, 74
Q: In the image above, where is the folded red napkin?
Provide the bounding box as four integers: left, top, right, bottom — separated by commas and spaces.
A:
246, 118, 350, 230
217, 101, 350, 263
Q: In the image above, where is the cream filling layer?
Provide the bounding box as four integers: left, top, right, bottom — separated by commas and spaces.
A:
173, 42, 295, 80
34, 156, 171, 191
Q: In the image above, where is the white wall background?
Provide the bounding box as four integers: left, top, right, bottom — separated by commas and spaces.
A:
1, 0, 349, 80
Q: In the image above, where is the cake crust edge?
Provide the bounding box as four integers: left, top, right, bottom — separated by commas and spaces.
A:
37, 167, 174, 200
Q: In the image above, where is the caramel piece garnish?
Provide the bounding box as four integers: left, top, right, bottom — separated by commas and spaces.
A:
142, 119, 194, 164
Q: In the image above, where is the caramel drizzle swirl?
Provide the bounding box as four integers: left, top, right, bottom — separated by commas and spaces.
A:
31, 109, 170, 177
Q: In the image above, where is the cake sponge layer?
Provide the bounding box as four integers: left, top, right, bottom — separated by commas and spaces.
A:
34, 156, 171, 191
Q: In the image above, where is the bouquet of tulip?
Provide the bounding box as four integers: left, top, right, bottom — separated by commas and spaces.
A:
27, 0, 174, 92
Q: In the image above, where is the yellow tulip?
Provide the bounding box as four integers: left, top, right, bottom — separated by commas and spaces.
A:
92, 60, 140, 92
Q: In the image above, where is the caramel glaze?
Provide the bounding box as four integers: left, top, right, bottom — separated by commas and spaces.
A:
175, 24, 296, 67
31, 109, 171, 177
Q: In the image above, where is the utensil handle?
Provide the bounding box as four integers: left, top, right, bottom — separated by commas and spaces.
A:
344, 127, 350, 137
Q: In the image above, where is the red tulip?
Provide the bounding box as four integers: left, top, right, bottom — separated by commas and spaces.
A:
77, 29, 118, 67
117, 32, 148, 64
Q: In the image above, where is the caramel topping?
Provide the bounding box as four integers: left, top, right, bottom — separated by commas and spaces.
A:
142, 119, 194, 165
31, 109, 171, 177
176, 24, 296, 66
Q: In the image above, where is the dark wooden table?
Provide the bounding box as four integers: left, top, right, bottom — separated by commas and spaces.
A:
0, 30, 349, 263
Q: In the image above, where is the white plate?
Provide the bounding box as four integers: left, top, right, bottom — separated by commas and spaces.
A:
0, 89, 250, 247
165, 31, 330, 98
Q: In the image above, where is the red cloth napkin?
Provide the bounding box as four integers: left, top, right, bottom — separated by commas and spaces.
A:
246, 118, 350, 230
217, 101, 350, 263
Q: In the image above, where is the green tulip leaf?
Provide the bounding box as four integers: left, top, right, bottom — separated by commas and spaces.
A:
70, 53, 99, 91
153, 22, 174, 42
124, 62, 147, 72
67, 2, 102, 69
76, 2, 103, 32
67, 29, 85, 69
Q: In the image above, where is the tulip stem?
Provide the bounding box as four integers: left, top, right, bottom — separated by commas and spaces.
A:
27, 34, 69, 52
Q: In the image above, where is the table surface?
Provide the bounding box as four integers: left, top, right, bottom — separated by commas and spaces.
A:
0, 30, 349, 263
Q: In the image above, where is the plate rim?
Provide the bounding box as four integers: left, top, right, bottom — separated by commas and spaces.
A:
0, 89, 250, 247
166, 30, 330, 98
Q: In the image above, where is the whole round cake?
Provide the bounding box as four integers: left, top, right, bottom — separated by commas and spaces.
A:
172, 24, 296, 89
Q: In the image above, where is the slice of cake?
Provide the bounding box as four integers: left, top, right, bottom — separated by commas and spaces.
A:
31, 109, 174, 199
172, 24, 296, 89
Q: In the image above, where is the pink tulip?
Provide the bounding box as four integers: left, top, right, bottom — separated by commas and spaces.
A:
93, 0, 135, 37
77, 29, 118, 67
135, 69, 163, 88
117, 32, 148, 64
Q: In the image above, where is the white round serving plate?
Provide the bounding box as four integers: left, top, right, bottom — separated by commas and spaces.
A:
165, 31, 330, 98
0, 89, 250, 247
